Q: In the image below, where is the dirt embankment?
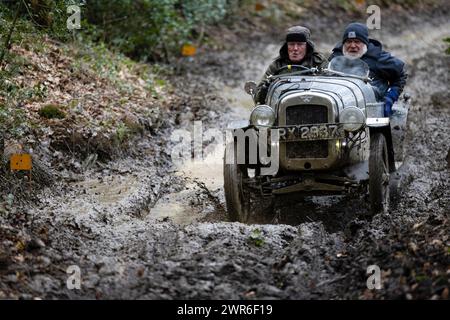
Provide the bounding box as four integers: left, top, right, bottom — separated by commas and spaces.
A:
1, 5, 449, 299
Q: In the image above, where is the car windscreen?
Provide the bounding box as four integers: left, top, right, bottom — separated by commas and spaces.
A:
328, 56, 369, 77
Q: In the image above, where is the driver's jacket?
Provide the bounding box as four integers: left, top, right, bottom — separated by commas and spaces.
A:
255, 45, 326, 104
329, 39, 407, 100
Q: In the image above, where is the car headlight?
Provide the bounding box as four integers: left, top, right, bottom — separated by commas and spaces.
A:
250, 105, 275, 127
339, 107, 365, 132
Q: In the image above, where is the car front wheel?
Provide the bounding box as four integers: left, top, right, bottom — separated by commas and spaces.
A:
223, 142, 251, 222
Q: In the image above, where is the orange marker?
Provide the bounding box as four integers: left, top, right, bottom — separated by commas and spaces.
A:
10, 154, 32, 171
181, 44, 197, 57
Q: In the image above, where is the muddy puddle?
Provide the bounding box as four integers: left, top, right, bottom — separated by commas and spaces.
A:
74, 174, 141, 205
146, 144, 225, 224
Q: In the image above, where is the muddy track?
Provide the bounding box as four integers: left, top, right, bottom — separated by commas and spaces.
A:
1, 16, 449, 299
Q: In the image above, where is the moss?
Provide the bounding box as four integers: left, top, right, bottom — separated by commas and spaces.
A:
444, 38, 450, 55
38, 104, 66, 119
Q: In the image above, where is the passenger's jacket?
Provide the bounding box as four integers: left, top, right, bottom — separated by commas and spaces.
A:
329, 39, 407, 99
255, 42, 326, 104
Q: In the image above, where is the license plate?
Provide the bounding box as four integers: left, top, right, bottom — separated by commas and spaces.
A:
279, 124, 345, 141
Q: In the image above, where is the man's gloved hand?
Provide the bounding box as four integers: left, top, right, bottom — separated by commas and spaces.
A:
384, 96, 394, 116
384, 87, 400, 117
255, 78, 272, 104
261, 77, 272, 89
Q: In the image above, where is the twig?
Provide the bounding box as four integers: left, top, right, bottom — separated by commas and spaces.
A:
195, 23, 205, 48
316, 275, 347, 288
102, 16, 129, 26
20, 0, 47, 28
0, 131, 4, 160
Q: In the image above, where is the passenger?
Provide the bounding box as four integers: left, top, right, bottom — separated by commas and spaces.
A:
329, 22, 407, 116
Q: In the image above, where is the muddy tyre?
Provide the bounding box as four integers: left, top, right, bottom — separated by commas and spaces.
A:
223, 142, 251, 222
369, 132, 390, 214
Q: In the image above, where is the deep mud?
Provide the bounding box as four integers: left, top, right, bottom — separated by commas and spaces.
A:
1, 12, 449, 299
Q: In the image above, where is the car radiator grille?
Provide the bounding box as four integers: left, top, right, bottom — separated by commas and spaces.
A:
285, 104, 329, 159
285, 104, 328, 125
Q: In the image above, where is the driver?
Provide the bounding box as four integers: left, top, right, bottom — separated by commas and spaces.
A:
329, 22, 407, 116
254, 26, 326, 104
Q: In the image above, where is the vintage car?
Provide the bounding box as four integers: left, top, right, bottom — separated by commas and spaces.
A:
223, 56, 409, 222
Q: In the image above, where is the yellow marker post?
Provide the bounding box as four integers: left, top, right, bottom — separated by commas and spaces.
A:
10, 153, 33, 190
181, 44, 197, 57
10, 154, 32, 171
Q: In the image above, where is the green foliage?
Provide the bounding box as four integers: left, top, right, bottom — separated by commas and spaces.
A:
0, 51, 47, 105
116, 122, 130, 143
414, 274, 429, 282
70, 38, 126, 80
38, 104, 66, 119
248, 228, 265, 247
1, 0, 81, 41
0, 104, 26, 138
84, 0, 240, 61
0, 25, 38, 140
444, 37, 450, 55
68, 35, 166, 95
182, 0, 229, 26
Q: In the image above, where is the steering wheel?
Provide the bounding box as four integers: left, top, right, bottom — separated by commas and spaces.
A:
272, 64, 311, 76
262, 65, 316, 90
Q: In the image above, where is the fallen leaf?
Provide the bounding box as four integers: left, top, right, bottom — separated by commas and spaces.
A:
15, 240, 26, 252
255, 3, 265, 11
